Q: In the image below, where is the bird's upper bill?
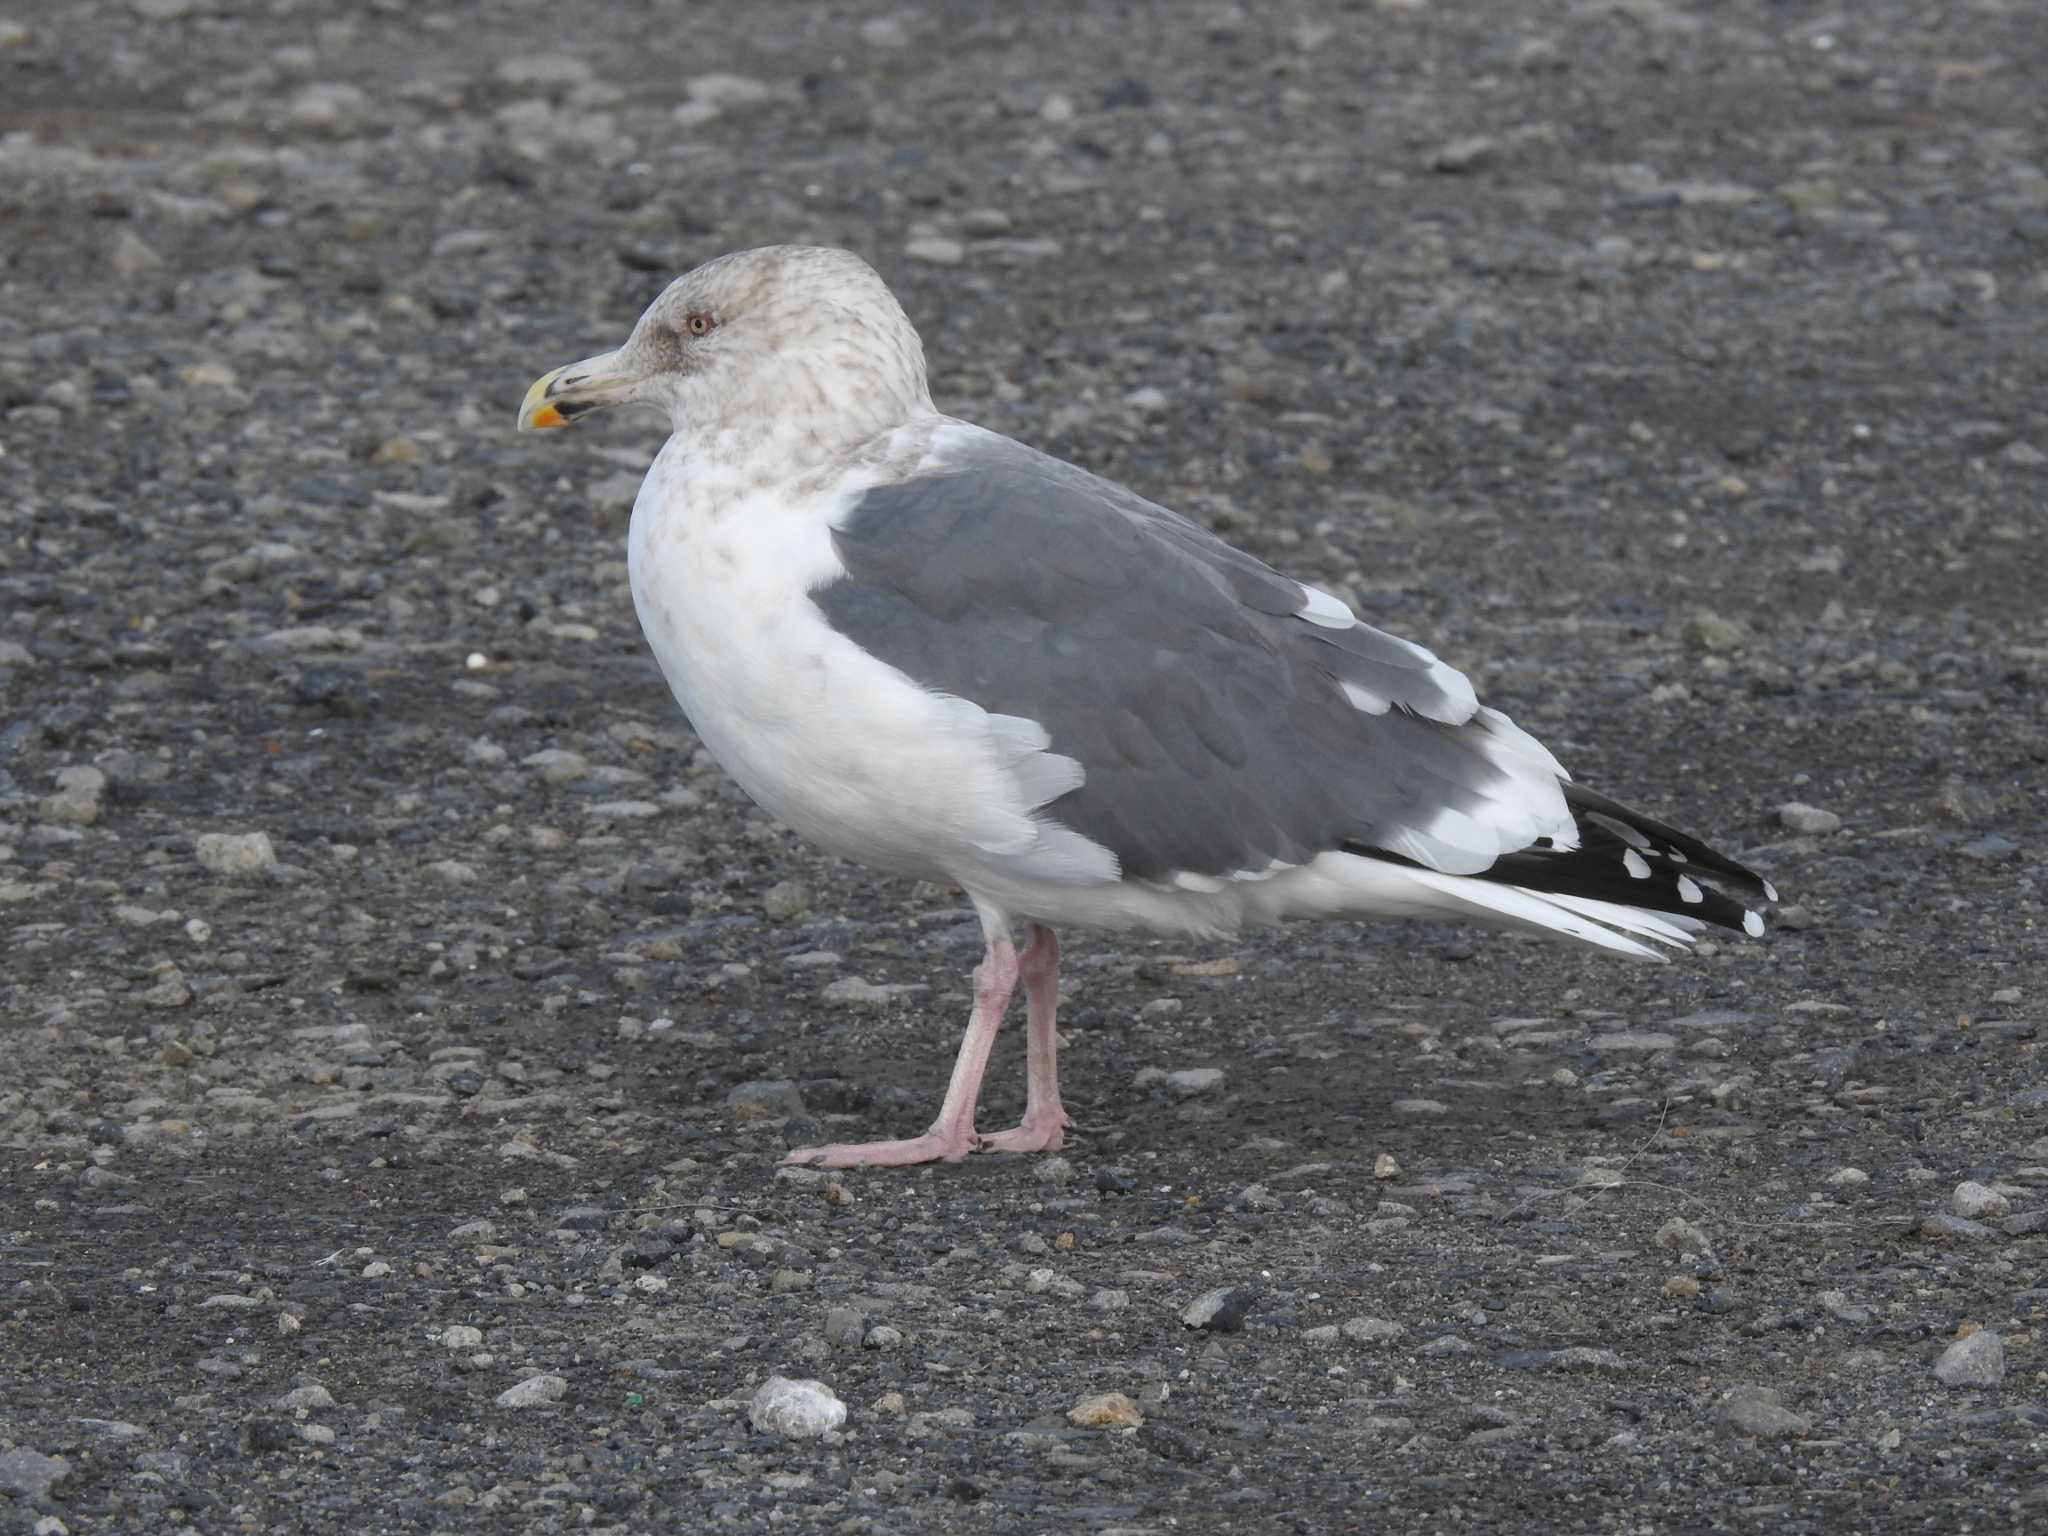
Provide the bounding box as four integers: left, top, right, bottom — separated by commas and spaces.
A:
517, 351, 638, 432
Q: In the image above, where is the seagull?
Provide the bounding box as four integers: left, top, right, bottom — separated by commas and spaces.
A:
518, 245, 1774, 1169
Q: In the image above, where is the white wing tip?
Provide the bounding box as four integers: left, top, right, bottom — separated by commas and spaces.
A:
1297, 583, 1357, 629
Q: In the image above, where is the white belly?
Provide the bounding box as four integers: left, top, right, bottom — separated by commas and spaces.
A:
624, 442, 1097, 888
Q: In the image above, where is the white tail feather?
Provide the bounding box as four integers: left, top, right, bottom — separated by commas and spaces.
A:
1247, 854, 1698, 961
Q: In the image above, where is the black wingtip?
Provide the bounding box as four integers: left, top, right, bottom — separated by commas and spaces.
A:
1561, 783, 1778, 905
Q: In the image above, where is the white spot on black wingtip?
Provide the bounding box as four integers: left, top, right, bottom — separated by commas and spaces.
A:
1676, 875, 1704, 904
1762, 879, 1779, 904
1622, 848, 1652, 880
1742, 909, 1765, 938
1667, 849, 1689, 864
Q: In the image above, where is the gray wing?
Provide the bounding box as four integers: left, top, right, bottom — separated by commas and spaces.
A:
814, 431, 1545, 883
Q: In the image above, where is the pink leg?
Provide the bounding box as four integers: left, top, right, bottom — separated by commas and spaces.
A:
782, 937, 1021, 1168
978, 924, 1071, 1154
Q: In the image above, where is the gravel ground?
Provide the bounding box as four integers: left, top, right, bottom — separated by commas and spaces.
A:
4, 1, 2046, 1532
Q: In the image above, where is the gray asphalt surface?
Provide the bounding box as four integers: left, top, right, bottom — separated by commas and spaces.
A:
3, 2, 2045, 1532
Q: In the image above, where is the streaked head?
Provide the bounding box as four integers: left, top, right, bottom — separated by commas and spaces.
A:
518, 245, 932, 446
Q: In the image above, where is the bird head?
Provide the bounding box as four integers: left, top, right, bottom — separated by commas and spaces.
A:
518, 245, 933, 446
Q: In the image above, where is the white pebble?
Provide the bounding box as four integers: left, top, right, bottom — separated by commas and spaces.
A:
1951, 1181, 2010, 1219
1776, 801, 1842, 835
748, 1375, 846, 1438
1933, 1330, 2005, 1388
195, 830, 277, 877
495, 1373, 568, 1408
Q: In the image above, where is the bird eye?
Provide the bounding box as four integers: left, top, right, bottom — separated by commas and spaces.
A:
684, 312, 715, 337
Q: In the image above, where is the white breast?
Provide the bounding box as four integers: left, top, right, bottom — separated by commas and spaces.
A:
625, 436, 1113, 890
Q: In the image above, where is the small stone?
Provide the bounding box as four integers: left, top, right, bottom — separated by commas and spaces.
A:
1163, 1067, 1225, 1099
495, 54, 596, 90
40, 765, 106, 825
0, 1449, 71, 1500
749, 1375, 846, 1437
863, 1324, 904, 1349
139, 974, 193, 1009
1068, 1391, 1142, 1429
1419, 1334, 1475, 1357
820, 975, 920, 1007
1374, 1153, 1400, 1180
905, 235, 966, 266
1430, 134, 1498, 173
1664, 1275, 1701, 1300
286, 81, 369, 134
1933, 778, 1999, 827
823, 1307, 867, 1349
1776, 802, 1842, 836
1919, 1213, 1998, 1243
762, 880, 808, 920
1682, 611, 1746, 652
440, 1325, 484, 1348
1933, 1330, 2005, 1388
685, 73, 777, 109
1392, 1098, 1448, 1116
75, 1419, 143, 1441
523, 748, 589, 783
1717, 1385, 1812, 1439
1819, 1292, 1871, 1325
1341, 1317, 1406, 1345
1590, 1030, 1679, 1052
1654, 1217, 1713, 1254
274, 1385, 335, 1412
495, 1373, 568, 1408
1951, 1181, 2010, 1219
1089, 1288, 1131, 1313
195, 831, 277, 876
1180, 1286, 1257, 1333
1827, 1167, 1869, 1187
728, 1079, 806, 1123
584, 800, 660, 821
1034, 1156, 1075, 1186
1549, 1347, 1627, 1372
